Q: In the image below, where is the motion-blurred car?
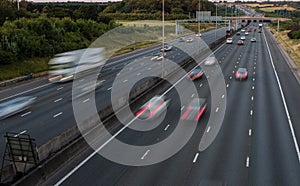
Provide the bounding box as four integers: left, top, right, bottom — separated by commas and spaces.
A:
0, 96, 36, 120
195, 32, 202, 37
135, 96, 171, 120
236, 32, 241, 35
161, 44, 173, 52
74, 80, 104, 98
180, 98, 207, 121
245, 32, 249, 35
241, 36, 246, 40
250, 38, 256, 42
204, 56, 217, 66
235, 68, 248, 80
188, 67, 204, 80
237, 40, 244, 45
186, 38, 193, 43
226, 38, 233, 44
241, 29, 245, 32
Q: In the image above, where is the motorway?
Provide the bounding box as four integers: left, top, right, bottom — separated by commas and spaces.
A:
0, 28, 227, 161
39, 26, 300, 185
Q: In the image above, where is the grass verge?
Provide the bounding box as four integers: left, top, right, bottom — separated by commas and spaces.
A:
269, 27, 300, 68
0, 57, 49, 81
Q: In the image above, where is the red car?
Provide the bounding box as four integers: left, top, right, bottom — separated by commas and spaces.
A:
180, 98, 207, 121
235, 68, 248, 80
237, 40, 244, 45
188, 67, 204, 80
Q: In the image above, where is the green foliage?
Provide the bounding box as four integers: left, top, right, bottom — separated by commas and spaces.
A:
0, 50, 16, 65
288, 25, 300, 39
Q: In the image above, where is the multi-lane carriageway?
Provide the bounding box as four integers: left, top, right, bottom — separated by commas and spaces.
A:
1, 26, 300, 185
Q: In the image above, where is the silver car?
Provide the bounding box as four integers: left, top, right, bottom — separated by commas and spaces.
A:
0, 96, 36, 120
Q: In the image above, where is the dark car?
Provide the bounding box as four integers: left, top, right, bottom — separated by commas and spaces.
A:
180, 98, 207, 121
235, 68, 248, 80
189, 67, 204, 80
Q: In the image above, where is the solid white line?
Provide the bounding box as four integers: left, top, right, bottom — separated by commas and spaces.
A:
246, 156, 250, 167
21, 111, 32, 117
53, 112, 63, 118
141, 150, 150, 160
14, 130, 27, 137
249, 129, 252, 136
57, 87, 63, 91
206, 126, 211, 133
107, 87, 112, 91
164, 124, 170, 131
54, 37, 229, 186
137, 73, 141, 76
83, 98, 90, 103
0, 83, 51, 102
193, 153, 199, 163
263, 30, 300, 163
54, 98, 63, 103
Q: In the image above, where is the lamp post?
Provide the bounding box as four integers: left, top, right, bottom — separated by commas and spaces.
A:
198, 0, 201, 34
215, 2, 218, 40
162, 0, 165, 78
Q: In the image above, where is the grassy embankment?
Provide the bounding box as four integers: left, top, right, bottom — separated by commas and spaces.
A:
269, 27, 300, 68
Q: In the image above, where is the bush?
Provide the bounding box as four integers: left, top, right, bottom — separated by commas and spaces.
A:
0, 50, 16, 65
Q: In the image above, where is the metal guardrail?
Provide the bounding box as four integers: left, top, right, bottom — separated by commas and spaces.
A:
0, 74, 34, 87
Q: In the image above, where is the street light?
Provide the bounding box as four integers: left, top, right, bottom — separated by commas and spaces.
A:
162, 0, 165, 78
198, 0, 201, 34
215, 2, 218, 40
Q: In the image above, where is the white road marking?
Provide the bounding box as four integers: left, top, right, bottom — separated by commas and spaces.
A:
57, 87, 63, 91
181, 106, 185, 111
200, 83, 203, 87
83, 98, 90, 103
215, 107, 219, 112
54, 98, 63, 103
263, 30, 300, 162
254, 66, 256, 70
129, 67, 133, 71
21, 111, 31, 117
117, 73, 120, 76
191, 94, 195, 98
123, 80, 128, 83
253, 71, 256, 75
53, 112, 63, 118
137, 73, 141, 76
253, 78, 255, 82
235, 65, 237, 68
250, 110, 253, 116
251, 96, 254, 101
164, 124, 170, 131
249, 129, 252, 136
14, 130, 27, 137
0, 83, 51, 102
79, 79, 84, 82
232, 71, 235, 74
107, 87, 112, 91
193, 153, 199, 163
252, 86, 255, 90
226, 84, 229, 88
230, 76, 232, 79
246, 156, 250, 167
141, 150, 150, 160
148, 67, 152, 70
222, 94, 225, 99
206, 126, 211, 133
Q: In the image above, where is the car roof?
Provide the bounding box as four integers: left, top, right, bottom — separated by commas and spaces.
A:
237, 68, 247, 72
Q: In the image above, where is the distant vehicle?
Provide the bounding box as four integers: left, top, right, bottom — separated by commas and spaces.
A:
0, 96, 36, 120
151, 52, 166, 61
235, 68, 248, 80
73, 80, 104, 98
258, 23, 263, 28
245, 32, 249, 35
195, 32, 202, 37
48, 48, 104, 83
226, 38, 233, 44
241, 36, 246, 40
189, 67, 204, 80
236, 32, 241, 35
250, 38, 256, 42
186, 38, 193, 43
204, 56, 217, 66
179, 37, 185, 42
237, 40, 244, 45
258, 28, 262, 33
135, 96, 171, 120
161, 44, 173, 52
180, 98, 207, 121
241, 29, 246, 32
226, 30, 231, 37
